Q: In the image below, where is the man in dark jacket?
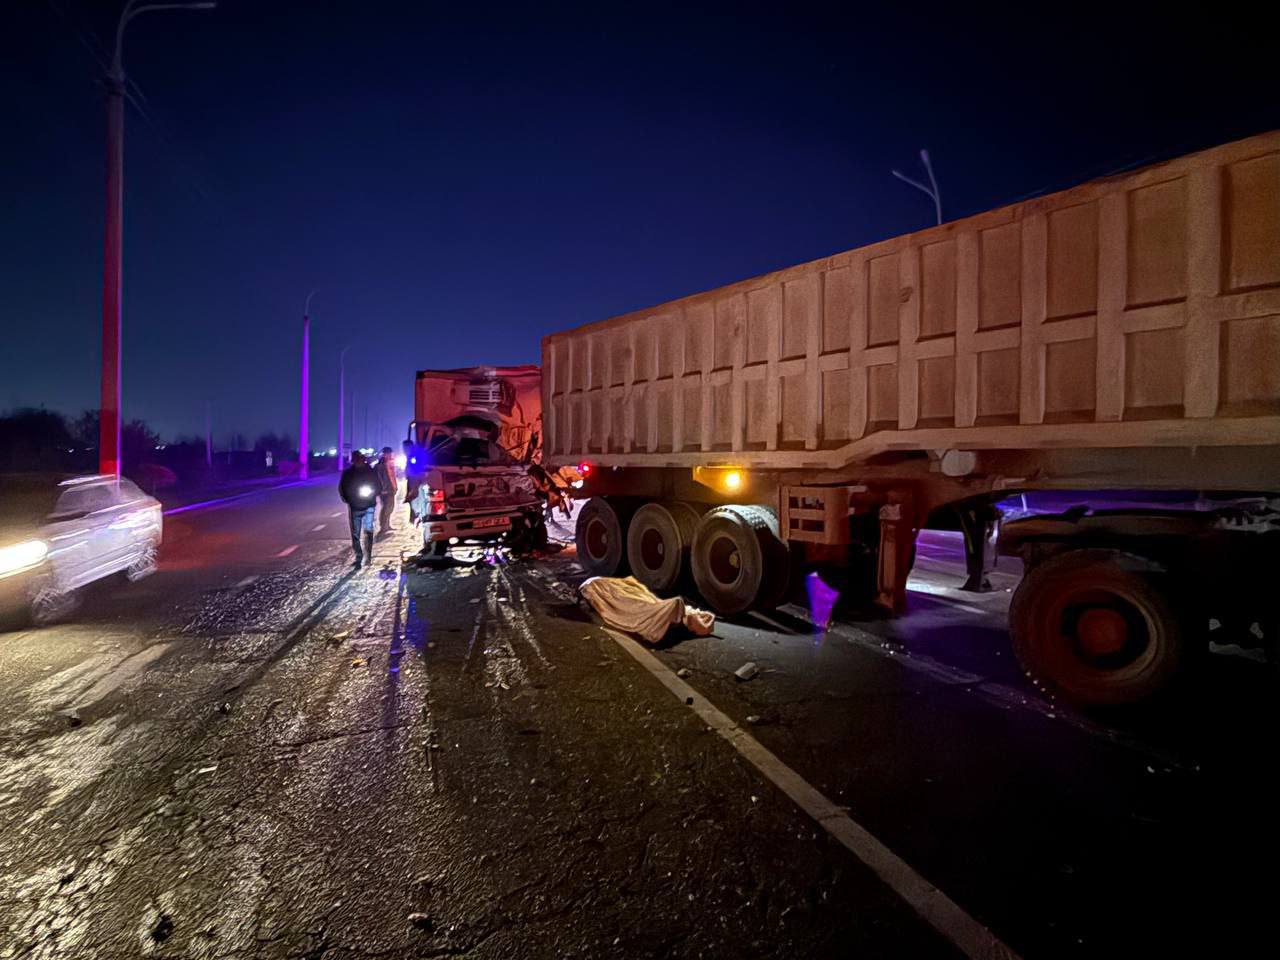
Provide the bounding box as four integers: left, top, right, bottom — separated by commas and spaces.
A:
338, 451, 379, 568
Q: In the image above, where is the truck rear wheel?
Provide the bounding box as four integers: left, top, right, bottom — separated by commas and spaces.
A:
1009, 549, 1186, 707
576, 497, 630, 577
626, 501, 700, 594
691, 505, 789, 615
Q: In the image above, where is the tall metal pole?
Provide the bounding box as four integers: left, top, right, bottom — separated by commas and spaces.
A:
204, 400, 212, 468
100, 0, 216, 478
299, 289, 316, 479
100, 71, 124, 478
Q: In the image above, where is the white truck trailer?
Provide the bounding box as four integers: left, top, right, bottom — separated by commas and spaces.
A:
542, 131, 1280, 706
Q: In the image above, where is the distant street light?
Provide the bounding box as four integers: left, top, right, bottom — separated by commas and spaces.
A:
299, 289, 316, 479
891, 149, 943, 226
100, 0, 216, 478
338, 344, 352, 469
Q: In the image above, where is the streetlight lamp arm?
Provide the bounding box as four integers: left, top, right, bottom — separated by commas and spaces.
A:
891, 169, 934, 197
113, 1, 217, 77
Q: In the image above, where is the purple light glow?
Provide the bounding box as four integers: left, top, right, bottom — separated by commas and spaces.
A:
805, 571, 838, 634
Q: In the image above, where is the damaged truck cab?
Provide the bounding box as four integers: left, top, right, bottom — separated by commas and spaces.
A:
408, 366, 545, 556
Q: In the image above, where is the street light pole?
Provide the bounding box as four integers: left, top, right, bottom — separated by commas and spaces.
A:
891, 148, 943, 226
299, 289, 316, 480
100, 0, 216, 478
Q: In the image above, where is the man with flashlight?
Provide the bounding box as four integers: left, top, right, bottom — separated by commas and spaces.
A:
338, 450, 379, 569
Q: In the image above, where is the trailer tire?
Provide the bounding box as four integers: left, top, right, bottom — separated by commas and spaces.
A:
576, 497, 630, 577
691, 505, 789, 615
626, 501, 701, 594
732, 505, 791, 611
1010, 549, 1185, 707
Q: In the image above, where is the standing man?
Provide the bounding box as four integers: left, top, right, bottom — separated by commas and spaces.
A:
339, 450, 378, 569
375, 446, 398, 536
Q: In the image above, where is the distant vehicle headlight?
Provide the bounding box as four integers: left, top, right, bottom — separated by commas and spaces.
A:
358, 484, 374, 498
0, 539, 49, 578
394, 453, 407, 471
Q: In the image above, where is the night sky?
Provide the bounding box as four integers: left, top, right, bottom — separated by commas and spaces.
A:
3, 1, 1276, 450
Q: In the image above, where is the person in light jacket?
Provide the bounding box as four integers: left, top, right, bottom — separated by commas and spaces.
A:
375, 446, 398, 536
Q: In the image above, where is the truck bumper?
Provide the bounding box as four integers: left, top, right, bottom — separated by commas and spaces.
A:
422, 514, 514, 542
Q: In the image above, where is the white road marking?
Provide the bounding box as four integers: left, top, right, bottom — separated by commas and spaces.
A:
311, 524, 326, 532
604, 627, 1020, 960
331, 512, 344, 518
906, 580, 988, 615
276, 544, 299, 558
235, 576, 259, 589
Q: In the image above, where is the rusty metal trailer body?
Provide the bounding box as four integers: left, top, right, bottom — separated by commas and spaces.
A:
543, 132, 1280, 705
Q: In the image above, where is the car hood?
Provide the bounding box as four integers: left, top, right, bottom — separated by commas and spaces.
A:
0, 518, 44, 547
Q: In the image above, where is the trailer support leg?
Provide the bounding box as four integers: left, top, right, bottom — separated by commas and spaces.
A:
875, 495, 915, 614
957, 503, 998, 593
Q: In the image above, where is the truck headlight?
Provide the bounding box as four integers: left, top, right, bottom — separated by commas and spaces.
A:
0, 539, 49, 578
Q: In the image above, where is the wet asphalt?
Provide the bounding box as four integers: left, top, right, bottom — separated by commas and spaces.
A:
0, 478, 1276, 959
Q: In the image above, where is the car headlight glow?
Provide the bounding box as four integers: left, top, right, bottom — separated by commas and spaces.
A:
358, 484, 374, 498
0, 539, 49, 578
394, 453, 407, 471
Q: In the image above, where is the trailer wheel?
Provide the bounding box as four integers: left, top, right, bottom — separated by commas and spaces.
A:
576, 497, 629, 577
733, 505, 791, 611
626, 501, 701, 593
1009, 549, 1185, 707
691, 505, 789, 615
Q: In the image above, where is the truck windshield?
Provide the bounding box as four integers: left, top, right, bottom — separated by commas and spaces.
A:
422, 431, 513, 467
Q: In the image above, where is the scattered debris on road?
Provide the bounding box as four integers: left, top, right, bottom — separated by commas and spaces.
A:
408, 913, 434, 931
676, 667, 692, 678
734, 662, 759, 682
150, 914, 174, 942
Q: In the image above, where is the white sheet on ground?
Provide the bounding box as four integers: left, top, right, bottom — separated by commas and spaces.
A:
579, 576, 715, 643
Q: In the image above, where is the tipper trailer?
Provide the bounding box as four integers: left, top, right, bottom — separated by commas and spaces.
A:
543, 131, 1280, 706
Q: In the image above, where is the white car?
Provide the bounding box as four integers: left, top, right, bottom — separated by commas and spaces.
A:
0, 474, 162, 625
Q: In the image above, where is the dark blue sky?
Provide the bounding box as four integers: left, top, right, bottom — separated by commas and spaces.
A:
3, 1, 1276, 449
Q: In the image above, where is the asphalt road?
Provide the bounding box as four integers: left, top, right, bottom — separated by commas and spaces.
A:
0, 479, 1276, 959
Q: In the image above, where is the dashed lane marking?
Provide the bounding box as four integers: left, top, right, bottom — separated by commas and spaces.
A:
604, 627, 1021, 960
235, 576, 259, 589
276, 544, 299, 558
331, 512, 344, 518
311, 524, 326, 532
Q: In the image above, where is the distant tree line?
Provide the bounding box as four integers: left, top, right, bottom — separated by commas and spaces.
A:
0, 408, 308, 490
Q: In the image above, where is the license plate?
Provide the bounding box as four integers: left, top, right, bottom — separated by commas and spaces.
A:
473, 517, 507, 529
